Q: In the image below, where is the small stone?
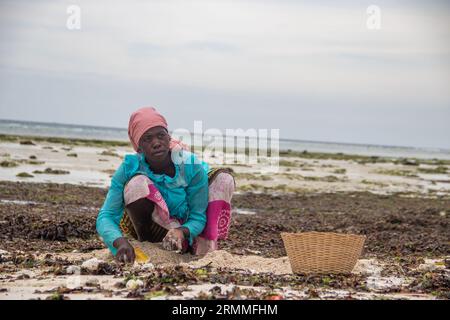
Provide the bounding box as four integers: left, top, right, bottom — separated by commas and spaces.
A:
439, 211, 446, 217
0, 249, 10, 256
81, 258, 104, 272
140, 263, 155, 271
66, 265, 81, 275
352, 259, 383, 276
85, 278, 100, 287
417, 263, 437, 272
126, 279, 144, 291
16, 273, 31, 280
366, 276, 405, 292
244, 249, 262, 255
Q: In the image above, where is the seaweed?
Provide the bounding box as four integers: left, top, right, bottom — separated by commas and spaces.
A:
16, 172, 34, 178
0, 160, 18, 168
33, 168, 70, 175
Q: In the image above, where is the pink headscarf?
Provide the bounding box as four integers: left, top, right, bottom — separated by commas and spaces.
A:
128, 107, 188, 152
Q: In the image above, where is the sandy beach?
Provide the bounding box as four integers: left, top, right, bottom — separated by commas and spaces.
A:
0, 134, 449, 300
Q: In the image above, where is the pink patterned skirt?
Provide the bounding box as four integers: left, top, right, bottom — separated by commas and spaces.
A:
120, 168, 235, 255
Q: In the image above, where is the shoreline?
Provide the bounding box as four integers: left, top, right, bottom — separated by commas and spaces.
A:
3, 118, 450, 154
1, 134, 449, 195
2, 133, 450, 165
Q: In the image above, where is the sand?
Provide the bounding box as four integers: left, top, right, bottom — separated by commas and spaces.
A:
129, 240, 292, 274
184, 250, 292, 274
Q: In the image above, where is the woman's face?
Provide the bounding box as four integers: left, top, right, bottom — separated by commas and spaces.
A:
138, 126, 171, 162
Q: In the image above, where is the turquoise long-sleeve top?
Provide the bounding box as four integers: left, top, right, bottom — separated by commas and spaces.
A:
96, 149, 209, 256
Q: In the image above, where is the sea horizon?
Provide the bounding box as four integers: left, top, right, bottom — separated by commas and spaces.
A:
1, 118, 449, 160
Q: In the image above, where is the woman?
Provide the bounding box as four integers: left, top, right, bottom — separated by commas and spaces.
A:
96, 107, 235, 264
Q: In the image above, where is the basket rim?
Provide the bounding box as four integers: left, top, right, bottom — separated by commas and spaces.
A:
281, 231, 366, 240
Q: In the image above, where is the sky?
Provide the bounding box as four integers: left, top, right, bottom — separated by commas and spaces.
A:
0, 0, 449, 149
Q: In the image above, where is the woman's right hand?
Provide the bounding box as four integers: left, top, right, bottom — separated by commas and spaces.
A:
113, 237, 135, 264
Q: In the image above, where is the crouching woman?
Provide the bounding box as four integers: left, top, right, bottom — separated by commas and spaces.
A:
96, 107, 235, 264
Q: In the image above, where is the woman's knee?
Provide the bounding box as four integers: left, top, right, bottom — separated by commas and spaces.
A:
124, 174, 154, 206
208, 172, 235, 202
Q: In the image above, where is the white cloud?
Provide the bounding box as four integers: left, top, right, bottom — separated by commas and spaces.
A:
1, 0, 449, 100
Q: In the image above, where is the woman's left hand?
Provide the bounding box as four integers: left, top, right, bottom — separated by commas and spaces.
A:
162, 228, 184, 252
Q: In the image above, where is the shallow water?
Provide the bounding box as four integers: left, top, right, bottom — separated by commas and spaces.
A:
234, 208, 257, 215
2, 119, 450, 160
0, 199, 38, 205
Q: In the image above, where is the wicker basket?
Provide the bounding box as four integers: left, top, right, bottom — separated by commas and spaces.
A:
281, 232, 366, 274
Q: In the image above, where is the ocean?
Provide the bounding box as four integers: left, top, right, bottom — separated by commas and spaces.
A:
1, 119, 449, 160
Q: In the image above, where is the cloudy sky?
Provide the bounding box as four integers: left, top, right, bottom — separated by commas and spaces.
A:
0, 0, 449, 148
